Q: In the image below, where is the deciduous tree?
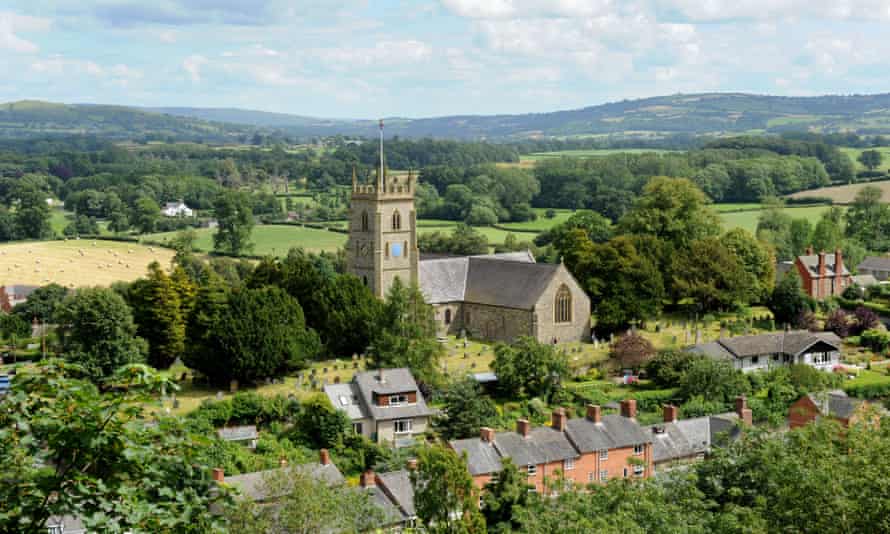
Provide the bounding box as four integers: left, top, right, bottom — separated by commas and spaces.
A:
411, 445, 485, 534
434, 376, 499, 440
491, 337, 569, 400
213, 190, 255, 256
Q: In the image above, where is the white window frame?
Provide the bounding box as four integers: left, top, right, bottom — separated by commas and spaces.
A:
633, 464, 644, 476
527, 464, 537, 477
352, 422, 363, 434
599, 470, 608, 482
599, 449, 608, 460
388, 394, 408, 406
588, 471, 595, 482
564, 458, 575, 471
633, 444, 644, 455
393, 419, 413, 434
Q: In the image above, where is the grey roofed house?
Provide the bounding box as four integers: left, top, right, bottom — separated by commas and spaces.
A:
450, 435, 504, 476
46, 515, 86, 534
491, 426, 579, 467
365, 485, 408, 526
856, 255, 890, 274
564, 414, 652, 453
323, 382, 366, 421
351, 368, 433, 422
223, 462, 345, 502
689, 330, 842, 361
852, 274, 879, 287
807, 390, 864, 420
375, 469, 416, 518
797, 252, 850, 277
644, 413, 739, 465
217, 425, 259, 443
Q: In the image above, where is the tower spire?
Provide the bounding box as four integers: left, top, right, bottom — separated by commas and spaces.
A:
378, 118, 385, 191
352, 164, 357, 190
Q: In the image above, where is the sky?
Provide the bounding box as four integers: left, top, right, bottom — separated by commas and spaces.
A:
1, 0, 890, 118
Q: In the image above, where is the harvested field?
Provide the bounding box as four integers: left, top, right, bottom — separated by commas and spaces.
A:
788, 180, 890, 204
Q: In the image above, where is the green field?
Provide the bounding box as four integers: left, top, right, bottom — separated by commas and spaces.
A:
840, 147, 890, 173
720, 205, 838, 233
144, 225, 348, 256
498, 208, 575, 231
712, 203, 764, 213
522, 148, 676, 161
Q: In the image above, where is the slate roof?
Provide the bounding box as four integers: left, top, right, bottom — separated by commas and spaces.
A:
224, 463, 345, 502
376, 469, 416, 517
564, 414, 651, 453
644, 413, 739, 463
807, 390, 863, 420
366, 486, 408, 526
419, 250, 558, 309
797, 253, 850, 277
690, 331, 841, 360
217, 425, 258, 442
352, 368, 433, 422
857, 256, 890, 272
492, 426, 579, 467
323, 382, 366, 420
852, 274, 879, 287
450, 437, 504, 476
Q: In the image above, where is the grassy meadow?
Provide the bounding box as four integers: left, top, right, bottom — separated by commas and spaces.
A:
839, 147, 890, 173
719, 205, 837, 234
0, 239, 174, 288
144, 225, 349, 256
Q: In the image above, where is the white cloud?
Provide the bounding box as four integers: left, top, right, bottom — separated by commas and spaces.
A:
30, 57, 105, 77
318, 40, 433, 70
0, 11, 51, 54
159, 30, 177, 43
182, 54, 208, 82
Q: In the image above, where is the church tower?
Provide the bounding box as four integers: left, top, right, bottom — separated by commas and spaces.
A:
346, 120, 419, 299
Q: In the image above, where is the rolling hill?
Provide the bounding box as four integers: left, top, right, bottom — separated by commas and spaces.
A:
6, 92, 890, 141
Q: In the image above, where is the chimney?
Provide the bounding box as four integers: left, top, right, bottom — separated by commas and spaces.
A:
818, 251, 826, 276
663, 404, 678, 423
735, 395, 753, 426
835, 248, 844, 278
378, 368, 385, 383
806, 246, 814, 256
516, 419, 531, 438
586, 404, 602, 423
480, 427, 495, 443
212, 468, 224, 482
360, 469, 376, 488
319, 448, 330, 466
620, 399, 637, 419
551, 408, 567, 432
406, 459, 418, 471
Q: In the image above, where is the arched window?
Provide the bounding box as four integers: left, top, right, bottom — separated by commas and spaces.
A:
362, 275, 368, 286
361, 211, 369, 232
555, 284, 572, 324
385, 242, 389, 258
403, 240, 408, 258
392, 210, 401, 230
445, 309, 452, 325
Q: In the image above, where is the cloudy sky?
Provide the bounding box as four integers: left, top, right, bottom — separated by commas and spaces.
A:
1, 1, 888, 118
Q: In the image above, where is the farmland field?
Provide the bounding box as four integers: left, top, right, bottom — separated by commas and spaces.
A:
787, 179, 890, 204
719, 205, 838, 233
499, 208, 575, 231
144, 225, 348, 256
522, 148, 676, 161
839, 147, 890, 173
0, 239, 174, 288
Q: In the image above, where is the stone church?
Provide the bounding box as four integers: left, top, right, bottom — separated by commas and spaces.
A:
346, 141, 590, 344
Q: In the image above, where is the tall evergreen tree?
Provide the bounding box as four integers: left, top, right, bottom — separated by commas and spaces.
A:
128, 262, 186, 369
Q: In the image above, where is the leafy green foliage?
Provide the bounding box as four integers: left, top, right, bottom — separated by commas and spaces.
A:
768, 273, 811, 326
411, 444, 485, 534
11, 282, 67, 322
672, 236, 758, 311
127, 262, 190, 369
418, 223, 489, 255
491, 337, 569, 401
132, 195, 161, 234
609, 331, 655, 370
482, 458, 530, 533
858, 149, 883, 171
678, 357, 750, 405
212, 190, 255, 256
294, 394, 351, 450
646, 350, 702, 388
434, 376, 499, 440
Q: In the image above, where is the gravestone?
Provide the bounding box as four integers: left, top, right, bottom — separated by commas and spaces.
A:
230, 380, 239, 393
172, 399, 180, 409
334, 376, 340, 384
216, 391, 224, 400
353, 361, 359, 369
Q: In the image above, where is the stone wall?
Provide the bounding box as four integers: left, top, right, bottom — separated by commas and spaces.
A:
533, 264, 591, 343
432, 302, 464, 336
463, 303, 534, 343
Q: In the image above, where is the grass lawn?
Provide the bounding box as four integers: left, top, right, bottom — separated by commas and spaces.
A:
49, 209, 72, 234
0, 239, 175, 287
712, 203, 764, 213
144, 225, 348, 256
720, 205, 838, 233
839, 147, 890, 174
788, 179, 890, 204
522, 148, 676, 161
499, 208, 575, 231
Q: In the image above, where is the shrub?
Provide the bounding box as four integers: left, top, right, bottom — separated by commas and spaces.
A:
646, 350, 702, 388
843, 372, 890, 398
680, 395, 727, 418
860, 329, 890, 353
853, 306, 880, 336
825, 309, 853, 338
795, 310, 819, 331
610, 331, 656, 370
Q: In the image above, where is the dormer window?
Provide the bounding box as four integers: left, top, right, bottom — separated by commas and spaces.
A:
389, 394, 408, 406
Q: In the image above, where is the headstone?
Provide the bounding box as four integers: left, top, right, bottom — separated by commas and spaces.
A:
216, 391, 224, 400
463, 352, 468, 359
334, 376, 340, 384
695, 329, 702, 344
180, 372, 188, 382
352, 353, 358, 360
672, 336, 678, 345
322, 367, 327, 373
172, 399, 180, 409
265, 378, 272, 385
229, 379, 239, 393
353, 361, 359, 369
470, 362, 476, 368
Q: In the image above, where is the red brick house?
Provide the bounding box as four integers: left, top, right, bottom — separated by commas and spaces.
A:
788, 390, 869, 429
795, 247, 852, 299
450, 400, 653, 494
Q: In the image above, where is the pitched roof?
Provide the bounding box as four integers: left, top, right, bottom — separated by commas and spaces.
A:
352, 368, 433, 422
224, 463, 345, 502
450, 437, 503, 476
323, 382, 367, 420
376, 469, 416, 517
491, 426, 579, 467
690, 331, 841, 360
852, 274, 879, 287
564, 414, 651, 453
857, 256, 890, 272
644, 413, 739, 463
419, 250, 557, 309
797, 253, 850, 277
217, 425, 258, 442
807, 390, 863, 420
365, 486, 408, 525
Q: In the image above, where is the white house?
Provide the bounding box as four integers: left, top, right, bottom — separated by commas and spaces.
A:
689, 330, 843, 373
162, 201, 194, 217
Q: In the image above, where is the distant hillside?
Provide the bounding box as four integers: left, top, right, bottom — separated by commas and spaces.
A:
6, 93, 890, 141
148, 93, 890, 140
0, 100, 255, 141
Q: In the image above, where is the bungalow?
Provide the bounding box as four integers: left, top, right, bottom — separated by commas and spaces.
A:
325, 368, 433, 446
644, 398, 749, 473
788, 390, 876, 429
450, 400, 653, 494
688, 330, 842, 372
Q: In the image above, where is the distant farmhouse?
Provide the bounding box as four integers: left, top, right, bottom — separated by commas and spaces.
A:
856, 256, 890, 282
324, 368, 433, 447
689, 330, 842, 372
345, 138, 590, 343
162, 200, 193, 217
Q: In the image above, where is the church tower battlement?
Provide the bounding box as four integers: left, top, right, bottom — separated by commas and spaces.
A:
346, 119, 419, 298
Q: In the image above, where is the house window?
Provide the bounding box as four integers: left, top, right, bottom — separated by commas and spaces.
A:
599, 470, 608, 481
555, 284, 572, 323
353, 422, 363, 434
599, 449, 608, 460
403, 241, 408, 258
623, 468, 628, 478
393, 419, 412, 434
751, 356, 759, 365
633, 444, 644, 455
361, 211, 369, 232
445, 309, 452, 325
588, 471, 595, 482
564, 458, 575, 471
527, 464, 537, 477
392, 210, 402, 230
634, 465, 644, 476
388, 394, 408, 406
813, 352, 833, 365
47, 526, 63, 534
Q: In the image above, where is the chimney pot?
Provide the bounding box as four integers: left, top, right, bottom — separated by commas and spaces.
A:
806, 246, 814, 255
517, 419, 531, 438
212, 467, 224, 482
735, 395, 753, 426
360, 469, 376, 488
378, 368, 385, 383
586, 404, 602, 423
620, 399, 637, 419
406, 459, 418, 471
480, 427, 495, 442
663, 404, 678, 423
551, 408, 567, 432
319, 448, 330, 466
